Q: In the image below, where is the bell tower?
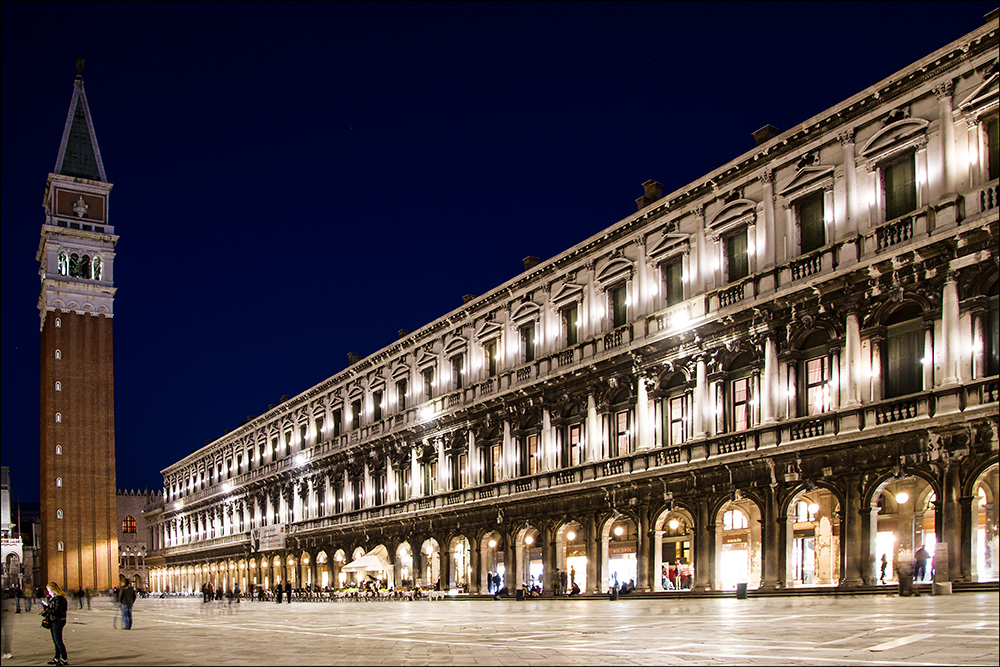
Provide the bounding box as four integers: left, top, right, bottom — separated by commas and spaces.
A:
38, 61, 119, 591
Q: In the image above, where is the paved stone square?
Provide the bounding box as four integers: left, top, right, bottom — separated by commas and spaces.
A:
2, 592, 997, 666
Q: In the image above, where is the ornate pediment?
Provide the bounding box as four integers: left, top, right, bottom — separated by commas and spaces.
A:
958, 71, 998, 117
709, 199, 757, 231
860, 118, 929, 159
777, 165, 835, 198
390, 362, 410, 380
646, 232, 690, 262
596, 257, 633, 286
475, 320, 502, 341
551, 283, 584, 307
416, 349, 437, 368
444, 334, 468, 355
511, 300, 540, 324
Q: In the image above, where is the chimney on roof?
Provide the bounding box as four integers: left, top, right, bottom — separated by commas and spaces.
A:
635, 179, 664, 211
462, 294, 477, 304
523, 256, 540, 272
753, 124, 780, 147
347, 352, 361, 365
397, 329, 409, 338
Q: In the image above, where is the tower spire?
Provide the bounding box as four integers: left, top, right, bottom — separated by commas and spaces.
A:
53, 62, 107, 182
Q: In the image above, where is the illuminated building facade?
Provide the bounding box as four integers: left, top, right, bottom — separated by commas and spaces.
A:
117, 489, 159, 591
145, 18, 999, 595
37, 67, 120, 591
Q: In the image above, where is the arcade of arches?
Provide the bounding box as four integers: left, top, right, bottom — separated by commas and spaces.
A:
149, 461, 998, 595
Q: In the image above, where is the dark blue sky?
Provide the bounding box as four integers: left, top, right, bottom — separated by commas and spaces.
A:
2, 2, 995, 501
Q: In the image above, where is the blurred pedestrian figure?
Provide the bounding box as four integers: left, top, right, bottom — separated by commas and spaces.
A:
914, 546, 930, 583
118, 576, 136, 630
84, 589, 91, 610
2, 585, 15, 660
285, 581, 292, 604
13, 585, 22, 614
880, 553, 888, 584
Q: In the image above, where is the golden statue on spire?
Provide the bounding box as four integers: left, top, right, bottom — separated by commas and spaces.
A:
76, 57, 84, 77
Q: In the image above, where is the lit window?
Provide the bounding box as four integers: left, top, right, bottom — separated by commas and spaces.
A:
57, 541, 64, 551
731, 377, 751, 431
613, 410, 629, 457
55, 413, 62, 423
57, 509, 63, 519
56, 477, 62, 487
56, 445, 62, 455
804, 356, 831, 414
55, 381, 62, 391
55, 317, 62, 328
485, 340, 499, 377
723, 509, 748, 530
123, 515, 137, 533
565, 423, 583, 467
55, 349, 61, 360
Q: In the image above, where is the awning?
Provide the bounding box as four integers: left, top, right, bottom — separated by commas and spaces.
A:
341, 546, 391, 572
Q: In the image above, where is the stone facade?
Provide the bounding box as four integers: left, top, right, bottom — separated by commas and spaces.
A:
117, 489, 159, 591
145, 18, 999, 596
37, 72, 120, 591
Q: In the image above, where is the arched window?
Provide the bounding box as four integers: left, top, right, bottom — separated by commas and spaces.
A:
55, 413, 62, 423
57, 541, 64, 552
56, 477, 62, 487
56, 445, 62, 455
55, 349, 62, 360
57, 252, 68, 276
55, 381, 62, 391
122, 515, 137, 534
723, 509, 749, 530
57, 509, 64, 519
55, 317, 61, 328
92, 256, 103, 281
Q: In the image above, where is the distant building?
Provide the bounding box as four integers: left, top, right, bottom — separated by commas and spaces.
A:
117, 489, 160, 591
1, 467, 23, 589
144, 16, 998, 595
37, 65, 119, 591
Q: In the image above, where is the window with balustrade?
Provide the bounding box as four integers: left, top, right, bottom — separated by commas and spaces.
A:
882, 152, 917, 221
610, 283, 628, 328
987, 295, 999, 377
562, 303, 579, 347
660, 373, 691, 446
520, 322, 536, 363
798, 331, 834, 415
372, 389, 384, 422
422, 367, 435, 401
796, 190, 826, 254
725, 228, 749, 282
721, 352, 755, 433
396, 378, 408, 411
332, 408, 342, 437
608, 389, 632, 457
484, 339, 498, 377
987, 115, 999, 182
884, 303, 924, 398
351, 399, 362, 429
451, 354, 465, 390
661, 259, 684, 308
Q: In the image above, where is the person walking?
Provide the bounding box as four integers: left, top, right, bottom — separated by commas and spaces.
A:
2, 584, 15, 660
284, 581, 292, 604
13, 585, 22, 614
880, 553, 889, 584
41, 582, 68, 665
118, 576, 136, 630
914, 546, 930, 583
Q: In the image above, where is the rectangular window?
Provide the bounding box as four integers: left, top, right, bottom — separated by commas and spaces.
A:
611, 284, 628, 328
886, 320, 923, 398
726, 229, 749, 282
334, 481, 344, 514
528, 435, 539, 475
423, 461, 437, 495
271, 437, 279, 458
396, 379, 408, 411
883, 154, 917, 220
423, 367, 434, 401
986, 116, 999, 182
375, 473, 386, 506
399, 466, 410, 501
315, 418, 324, 443
486, 340, 498, 377
372, 390, 383, 422
804, 356, 831, 415
567, 423, 582, 467
453, 453, 467, 490
563, 304, 579, 346
284, 432, 292, 453
731, 377, 751, 431
613, 410, 629, 457
351, 400, 362, 429
451, 354, 464, 390
662, 260, 684, 307
521, 323, 535, 363
665, 394, 686, 445
332, 409, 342, 437
987, 297, 999, 377
491, 443, 502, 482
299, 426, 307, 449
798, 191, 825, 254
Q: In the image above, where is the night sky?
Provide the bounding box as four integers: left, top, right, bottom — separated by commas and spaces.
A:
2, 2, 995, 502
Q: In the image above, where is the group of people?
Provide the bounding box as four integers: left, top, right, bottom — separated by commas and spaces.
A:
662, 561, 693, 590
880, 545, 934, 587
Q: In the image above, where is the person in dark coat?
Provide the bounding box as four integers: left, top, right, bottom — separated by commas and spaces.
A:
118, 576, 137, 630
284, 581, 292, 603
41, 582, 68, 665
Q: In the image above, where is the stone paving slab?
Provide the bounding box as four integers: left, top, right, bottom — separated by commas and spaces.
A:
0, 592, 996, 666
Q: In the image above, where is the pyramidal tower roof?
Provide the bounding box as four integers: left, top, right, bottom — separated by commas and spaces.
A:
53, 63, 107, 182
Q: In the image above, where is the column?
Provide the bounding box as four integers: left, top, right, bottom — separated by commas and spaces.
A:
844, 309, 862, 407
541, 522, 555, 595
936, 81, 957, 195
585, 513, 599, 595
941, 463, 965, 582
839, 474, 866, 588
586, 392, 600, 463
923, 322, 935, 391
760, 170, 776, 270
637, 506, 652, 591
692, 497, 715, 592
469, 538, 481, 594
839, 130, 859, 238
940, 275, 961, 386
761, 487, 781, 590
636, 377, 653, 450
694, 356, 708, 439
814, 493, 835, 585
762, 334, 778, 424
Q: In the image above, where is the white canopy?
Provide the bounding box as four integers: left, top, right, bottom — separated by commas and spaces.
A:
341, 546, 391, 572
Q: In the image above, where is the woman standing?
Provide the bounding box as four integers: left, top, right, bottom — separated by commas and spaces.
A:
41, 582, 68, 665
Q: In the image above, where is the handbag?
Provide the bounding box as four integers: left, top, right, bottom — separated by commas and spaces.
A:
41, 611, 51, 629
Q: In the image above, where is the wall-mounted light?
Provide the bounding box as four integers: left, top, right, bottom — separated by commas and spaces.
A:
566, 531, 576, 541
614, 525, 625, 537
525, 535, 534, 545
668, 518, 680, 531
895, 492, 909, 504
